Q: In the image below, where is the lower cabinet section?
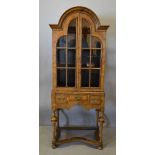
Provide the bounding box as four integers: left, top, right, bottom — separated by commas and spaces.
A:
54, 92, 104, 110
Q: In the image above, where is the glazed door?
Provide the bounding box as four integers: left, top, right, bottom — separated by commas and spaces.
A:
79, 16, 102, 88
56, 14, 102, 89
56, 18, 77, 87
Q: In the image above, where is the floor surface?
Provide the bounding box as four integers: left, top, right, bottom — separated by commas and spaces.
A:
39, 126, 116, 155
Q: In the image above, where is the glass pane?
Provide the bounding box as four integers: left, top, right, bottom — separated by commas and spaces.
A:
68, 19, 76, 48
81, 69, 89, 87
67, 69, 75, 87
81, 49, 90, 68
90, 70, 100, 87
67, 49, 76, 67
68, 19, 76, 34
68, 34, 76, 48
57, 69, 66, 87
91, 50, 101, 68
91, 36, 101, 48
82, 19, 90, 48
56, 49, 66, 67
57, 36, 66, 47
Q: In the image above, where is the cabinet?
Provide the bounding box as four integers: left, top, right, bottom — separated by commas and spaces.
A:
49, 6, 109, 149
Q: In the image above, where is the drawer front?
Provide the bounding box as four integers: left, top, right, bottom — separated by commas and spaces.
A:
55, 94, 66, 103
68, 95, 88, 101
90, 95, 101, 104
54, 93, 103, 109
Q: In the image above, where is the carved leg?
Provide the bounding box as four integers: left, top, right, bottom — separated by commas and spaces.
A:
51, 110, 57, 149
98, 111, 104, 150
95, 110, 99, 140
56, 109, 61, 140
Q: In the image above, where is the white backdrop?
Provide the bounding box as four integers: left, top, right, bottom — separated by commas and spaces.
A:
39, 0, 116, 127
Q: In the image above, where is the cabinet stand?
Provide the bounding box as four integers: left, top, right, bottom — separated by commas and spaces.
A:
51, 109, 104, 149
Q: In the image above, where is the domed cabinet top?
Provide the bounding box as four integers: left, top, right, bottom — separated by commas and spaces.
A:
49, 6, 109, 31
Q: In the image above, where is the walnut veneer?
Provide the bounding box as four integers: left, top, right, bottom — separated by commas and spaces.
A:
49, 6, 109, 149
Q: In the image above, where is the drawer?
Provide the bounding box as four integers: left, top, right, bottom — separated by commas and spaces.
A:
68, 95, 88, 101
55, 94, 66, 103
90, 95, 101, 104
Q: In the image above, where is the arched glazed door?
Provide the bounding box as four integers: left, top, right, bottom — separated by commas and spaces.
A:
80, 17, 102, 88
56, 18, 77, 87
55, 14, 103, 89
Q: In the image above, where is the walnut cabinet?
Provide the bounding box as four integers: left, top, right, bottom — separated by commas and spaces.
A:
49, 6, 109, 149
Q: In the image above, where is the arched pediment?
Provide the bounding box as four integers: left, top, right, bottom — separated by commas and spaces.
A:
49, 6, 109, 31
